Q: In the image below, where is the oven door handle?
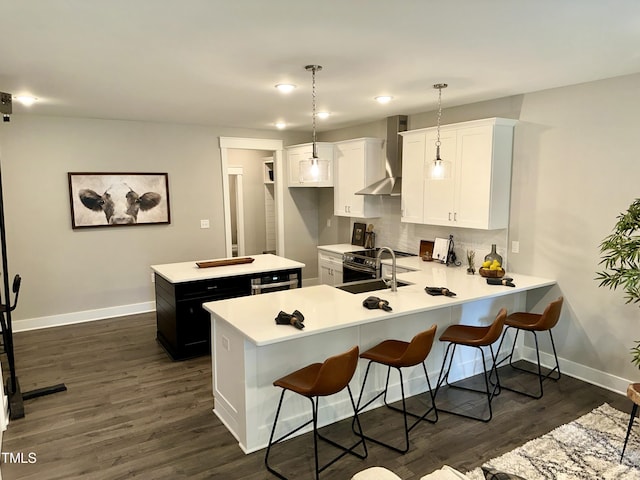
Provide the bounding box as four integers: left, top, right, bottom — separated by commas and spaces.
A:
343, 262, 378, 274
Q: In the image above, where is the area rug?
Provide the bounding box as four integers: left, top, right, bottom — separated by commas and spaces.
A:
464, 403, 640, 479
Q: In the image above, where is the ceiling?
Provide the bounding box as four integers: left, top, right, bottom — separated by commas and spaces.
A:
2, 0, 640, 132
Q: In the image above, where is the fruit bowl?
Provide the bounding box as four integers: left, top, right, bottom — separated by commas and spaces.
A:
479, 267, 505, 278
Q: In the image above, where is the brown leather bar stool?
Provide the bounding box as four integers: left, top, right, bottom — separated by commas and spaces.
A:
435, 308, 506, 422
621, 383, 640, 462
494, 297, 563, 399
265, 346, 367, 480
354, 324, 438, 454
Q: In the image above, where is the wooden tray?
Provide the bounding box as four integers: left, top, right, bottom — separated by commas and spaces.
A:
196, 257, 255, 268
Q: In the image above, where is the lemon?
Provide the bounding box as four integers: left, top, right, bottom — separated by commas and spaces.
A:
482, 260, 491, 268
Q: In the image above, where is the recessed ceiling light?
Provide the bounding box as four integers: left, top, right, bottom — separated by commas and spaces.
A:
275, 84, 296, 93
275, 122, 287, 129
14, 95, 38, 106
375, 95, 393, 104
317, 111, 330, 119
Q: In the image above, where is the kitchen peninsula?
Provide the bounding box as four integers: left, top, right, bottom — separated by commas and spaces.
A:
151, 254, 304, 360
203, 262, 555, 453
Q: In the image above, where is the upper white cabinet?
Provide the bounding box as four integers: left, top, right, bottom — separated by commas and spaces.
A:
333, 138, 384, 218
399, 131, 426, 224
287, 142, 334, 187
400, 118, 516, 230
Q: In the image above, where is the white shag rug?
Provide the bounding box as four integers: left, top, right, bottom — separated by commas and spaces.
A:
465, 403, 640, 479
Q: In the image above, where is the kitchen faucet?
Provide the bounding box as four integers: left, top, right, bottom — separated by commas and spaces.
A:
377, 246, 397, 292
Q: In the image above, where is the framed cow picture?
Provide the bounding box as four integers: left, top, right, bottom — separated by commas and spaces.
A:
68, 172, 171, 229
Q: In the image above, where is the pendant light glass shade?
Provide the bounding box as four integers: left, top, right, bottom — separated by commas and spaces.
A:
301, 64, 330, 183
430, 83, 449, 180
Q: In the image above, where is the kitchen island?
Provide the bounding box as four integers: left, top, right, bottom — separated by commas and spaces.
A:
151, 254, 304, 360
204, 263, 555, 453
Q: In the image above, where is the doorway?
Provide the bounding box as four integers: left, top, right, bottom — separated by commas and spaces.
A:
219, 137, 284, 258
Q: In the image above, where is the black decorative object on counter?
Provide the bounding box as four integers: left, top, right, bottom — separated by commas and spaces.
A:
362, 296, 392, 311
275, 310, 305, 330
486, 277, 515, 287
425, 286, 457, 297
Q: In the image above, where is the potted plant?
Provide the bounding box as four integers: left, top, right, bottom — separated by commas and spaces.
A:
596, 198, 640, 366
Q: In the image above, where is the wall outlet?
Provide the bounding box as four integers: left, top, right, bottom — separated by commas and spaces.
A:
222, 336, 230, 351
326, 218, 331, 228
200, 219, 210, 229
151, 272, 155, 283
511, 241, 520, 253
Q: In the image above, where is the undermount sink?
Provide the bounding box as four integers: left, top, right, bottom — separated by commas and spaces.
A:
336, 278, 411, 294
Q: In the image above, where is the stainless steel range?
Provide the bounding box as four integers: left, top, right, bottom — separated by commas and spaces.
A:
342, 248, 416, 283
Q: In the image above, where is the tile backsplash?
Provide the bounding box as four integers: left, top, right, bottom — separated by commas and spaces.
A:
353, 196, 509, 268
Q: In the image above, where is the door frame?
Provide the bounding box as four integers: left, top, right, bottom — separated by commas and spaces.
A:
219, 137, 284, 258
227, 166, 245, 256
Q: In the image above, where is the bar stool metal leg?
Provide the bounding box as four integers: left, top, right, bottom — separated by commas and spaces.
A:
493, 297, 563, 399
435, 343, 500, 422
352, 325, 438, 454
621, 403, 638, 463
354, 360, 437, 454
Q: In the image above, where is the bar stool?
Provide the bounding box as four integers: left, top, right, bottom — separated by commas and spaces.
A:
494, 297, 563, 399
264, 346, 367, 480
354, 324, 438, 454
621, 383, 640, 462
435, 308, 506, 422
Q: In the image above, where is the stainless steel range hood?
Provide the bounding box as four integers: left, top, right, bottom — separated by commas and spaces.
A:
356, 115, 408, 196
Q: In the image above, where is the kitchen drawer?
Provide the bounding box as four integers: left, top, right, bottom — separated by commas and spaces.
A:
175, 276, 252, 300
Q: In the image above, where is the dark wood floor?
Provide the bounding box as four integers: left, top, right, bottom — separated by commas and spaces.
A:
0, 313, 629, 480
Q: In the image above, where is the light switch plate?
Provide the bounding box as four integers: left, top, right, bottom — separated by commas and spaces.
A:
511, 241, 520, 253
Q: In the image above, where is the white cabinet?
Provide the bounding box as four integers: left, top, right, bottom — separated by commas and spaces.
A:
334, 138, 384, 218
400, 118, 516, 230
400, 131, 426, 223
318, 250, 343, 286
287, 142, 334, 187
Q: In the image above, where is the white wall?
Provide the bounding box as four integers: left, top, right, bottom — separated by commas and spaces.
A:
0, 115, 308, 326
509, 73, 640, 384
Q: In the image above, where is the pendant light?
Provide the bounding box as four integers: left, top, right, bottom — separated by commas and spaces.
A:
430, 83, 449, 180
299, 64, 330, 183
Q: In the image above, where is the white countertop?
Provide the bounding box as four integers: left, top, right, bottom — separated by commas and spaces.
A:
317, 243, 368, 254
151, 254, 305, 284
204, 262, 555, 346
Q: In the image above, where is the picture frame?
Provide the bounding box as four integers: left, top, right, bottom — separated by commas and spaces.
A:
68, 172, 171, 229
351, 222, 366, 246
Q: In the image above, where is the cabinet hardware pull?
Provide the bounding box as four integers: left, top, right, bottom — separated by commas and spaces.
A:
454, 212, 457, 221
448, 212, 452, 221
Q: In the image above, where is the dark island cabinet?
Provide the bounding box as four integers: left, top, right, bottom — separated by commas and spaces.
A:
155, 274, 252, 360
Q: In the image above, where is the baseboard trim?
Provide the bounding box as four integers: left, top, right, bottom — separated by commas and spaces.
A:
12, 302, 156, 333
520, 345, 630, 396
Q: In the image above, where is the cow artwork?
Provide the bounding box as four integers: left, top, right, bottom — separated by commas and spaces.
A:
68, 173, 170, 228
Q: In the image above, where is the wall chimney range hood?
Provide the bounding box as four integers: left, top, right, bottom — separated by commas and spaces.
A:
356, 115, 408, 196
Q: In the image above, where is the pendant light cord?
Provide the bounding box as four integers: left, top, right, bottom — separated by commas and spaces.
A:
433, 83, 447, 161
436, 86, 442, 150
312, 66, 317, 158
306, 64, 322, 160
